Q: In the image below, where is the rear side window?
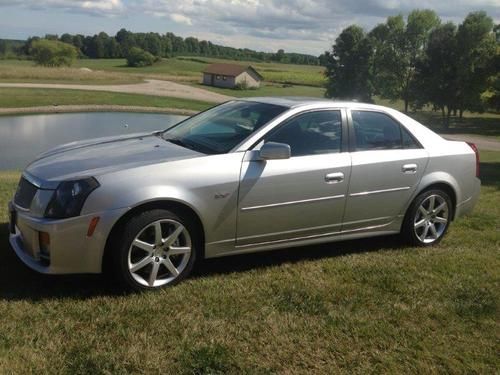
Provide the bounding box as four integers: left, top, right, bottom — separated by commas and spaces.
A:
351, 110, 419, 151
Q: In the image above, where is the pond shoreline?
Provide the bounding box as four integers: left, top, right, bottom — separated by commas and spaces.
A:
0, 105, 199, 117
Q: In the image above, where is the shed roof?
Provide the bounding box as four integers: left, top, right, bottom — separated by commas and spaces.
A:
203, 63, 263, 80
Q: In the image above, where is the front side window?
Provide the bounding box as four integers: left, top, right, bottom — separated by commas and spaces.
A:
162, 101, 287, 154
352, 110, 419, 151
265, 110, 342, 157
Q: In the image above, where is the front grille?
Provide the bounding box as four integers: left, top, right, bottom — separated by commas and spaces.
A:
14, 176, 38, 209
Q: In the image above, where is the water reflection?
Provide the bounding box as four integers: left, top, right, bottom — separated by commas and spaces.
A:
0, 112, 186, 169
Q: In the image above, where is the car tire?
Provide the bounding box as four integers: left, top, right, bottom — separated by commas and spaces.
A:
110, 209, 199, 291
402, 189, 453, 247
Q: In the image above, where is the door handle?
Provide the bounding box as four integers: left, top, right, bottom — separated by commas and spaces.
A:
325, 172, 344, 183
402, 164, 418, 174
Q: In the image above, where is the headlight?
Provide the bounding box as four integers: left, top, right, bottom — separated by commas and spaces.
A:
44, 177, 100, 219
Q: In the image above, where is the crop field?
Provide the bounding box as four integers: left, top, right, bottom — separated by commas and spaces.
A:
0, 148, 498, 373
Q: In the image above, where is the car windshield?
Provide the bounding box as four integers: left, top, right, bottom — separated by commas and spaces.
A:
161, 101, 288, 154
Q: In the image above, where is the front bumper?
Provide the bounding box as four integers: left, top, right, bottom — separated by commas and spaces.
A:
8, 201, 128, 274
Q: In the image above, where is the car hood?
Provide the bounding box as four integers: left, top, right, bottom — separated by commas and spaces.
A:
25, 132, 203, 188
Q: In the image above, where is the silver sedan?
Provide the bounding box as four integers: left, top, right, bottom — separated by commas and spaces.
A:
9, 98, 481, 290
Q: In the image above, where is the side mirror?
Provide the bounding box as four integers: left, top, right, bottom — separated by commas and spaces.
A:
259, 142, 291, 160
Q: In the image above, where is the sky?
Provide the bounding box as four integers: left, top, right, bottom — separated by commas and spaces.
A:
0, 0, 498, 56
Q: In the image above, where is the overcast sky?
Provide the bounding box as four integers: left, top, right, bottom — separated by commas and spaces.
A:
0, 0, 498, 55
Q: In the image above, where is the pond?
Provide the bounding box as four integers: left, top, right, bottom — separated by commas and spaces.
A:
0, 112, 187, 170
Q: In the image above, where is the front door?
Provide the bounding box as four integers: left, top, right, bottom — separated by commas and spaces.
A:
236, 109, 351, 246
342, 109, 429, 231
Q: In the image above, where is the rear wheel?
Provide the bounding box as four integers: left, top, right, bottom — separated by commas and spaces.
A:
111, 209, 198, 291
403, 189, 452, 246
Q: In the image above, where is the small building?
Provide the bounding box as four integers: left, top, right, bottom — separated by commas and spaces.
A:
202, 63, 263, 89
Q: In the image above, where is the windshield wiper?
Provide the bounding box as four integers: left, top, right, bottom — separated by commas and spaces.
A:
164, 138, 197, 151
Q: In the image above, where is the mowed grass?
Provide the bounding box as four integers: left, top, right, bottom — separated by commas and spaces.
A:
0, 88, 212, 113
0, 150, 498, 372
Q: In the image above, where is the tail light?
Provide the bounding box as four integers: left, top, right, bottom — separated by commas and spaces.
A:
467, 142, 480, 178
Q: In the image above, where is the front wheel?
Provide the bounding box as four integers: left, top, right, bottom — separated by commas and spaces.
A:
402, 189, 452, 246
111, 209, 198, 291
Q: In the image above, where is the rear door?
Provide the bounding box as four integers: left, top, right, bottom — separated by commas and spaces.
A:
342, 109, 429, 231
236, 109, 351, 246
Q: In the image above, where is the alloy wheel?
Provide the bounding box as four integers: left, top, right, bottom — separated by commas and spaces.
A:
127, 219, 192, 287
413, 194, 449, 244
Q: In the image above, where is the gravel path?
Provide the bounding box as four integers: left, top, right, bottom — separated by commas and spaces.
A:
0, 79, 233, 103
441, 133, 500, 151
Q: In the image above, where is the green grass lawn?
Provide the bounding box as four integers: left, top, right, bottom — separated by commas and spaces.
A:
0, 150, 498, 373
0, 88, 212, 113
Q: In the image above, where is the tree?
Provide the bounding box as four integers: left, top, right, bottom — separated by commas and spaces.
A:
185, 37, 200, 54
31, 39, 78, 67
72, 34, 84, 51
455, 11, 496, 116
144, 33, 162, 56
275, 49, 285, 62
0, 40, 7, 56
371, 10, 440, 112
416, 23, 459, 126
483, 30, 500, 111
60, 33, 73, 45
325, 25, 374, 102
126, 47, 155, 67
116, 28, 136, 56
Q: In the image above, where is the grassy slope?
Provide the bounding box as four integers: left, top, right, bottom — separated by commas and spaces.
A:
0, 88, 212, 112
0, 151, 498, 373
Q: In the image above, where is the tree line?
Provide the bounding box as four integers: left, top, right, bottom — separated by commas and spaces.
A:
1, 29, 319, 66
322, 10, 499, 121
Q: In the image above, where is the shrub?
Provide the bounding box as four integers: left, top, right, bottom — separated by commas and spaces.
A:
126, 47, 156, 67
31, 39, 77, 67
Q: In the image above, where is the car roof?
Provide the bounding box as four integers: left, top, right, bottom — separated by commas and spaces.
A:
240, 97, 389, 111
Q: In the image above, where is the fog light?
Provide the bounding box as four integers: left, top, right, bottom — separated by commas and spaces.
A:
87, 217, 100, 237
38, 231, 51, 260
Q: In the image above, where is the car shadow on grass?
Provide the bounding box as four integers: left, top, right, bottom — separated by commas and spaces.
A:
193, 235, 403, 279
0, 221, 403, 302
480, 162, 500, 189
